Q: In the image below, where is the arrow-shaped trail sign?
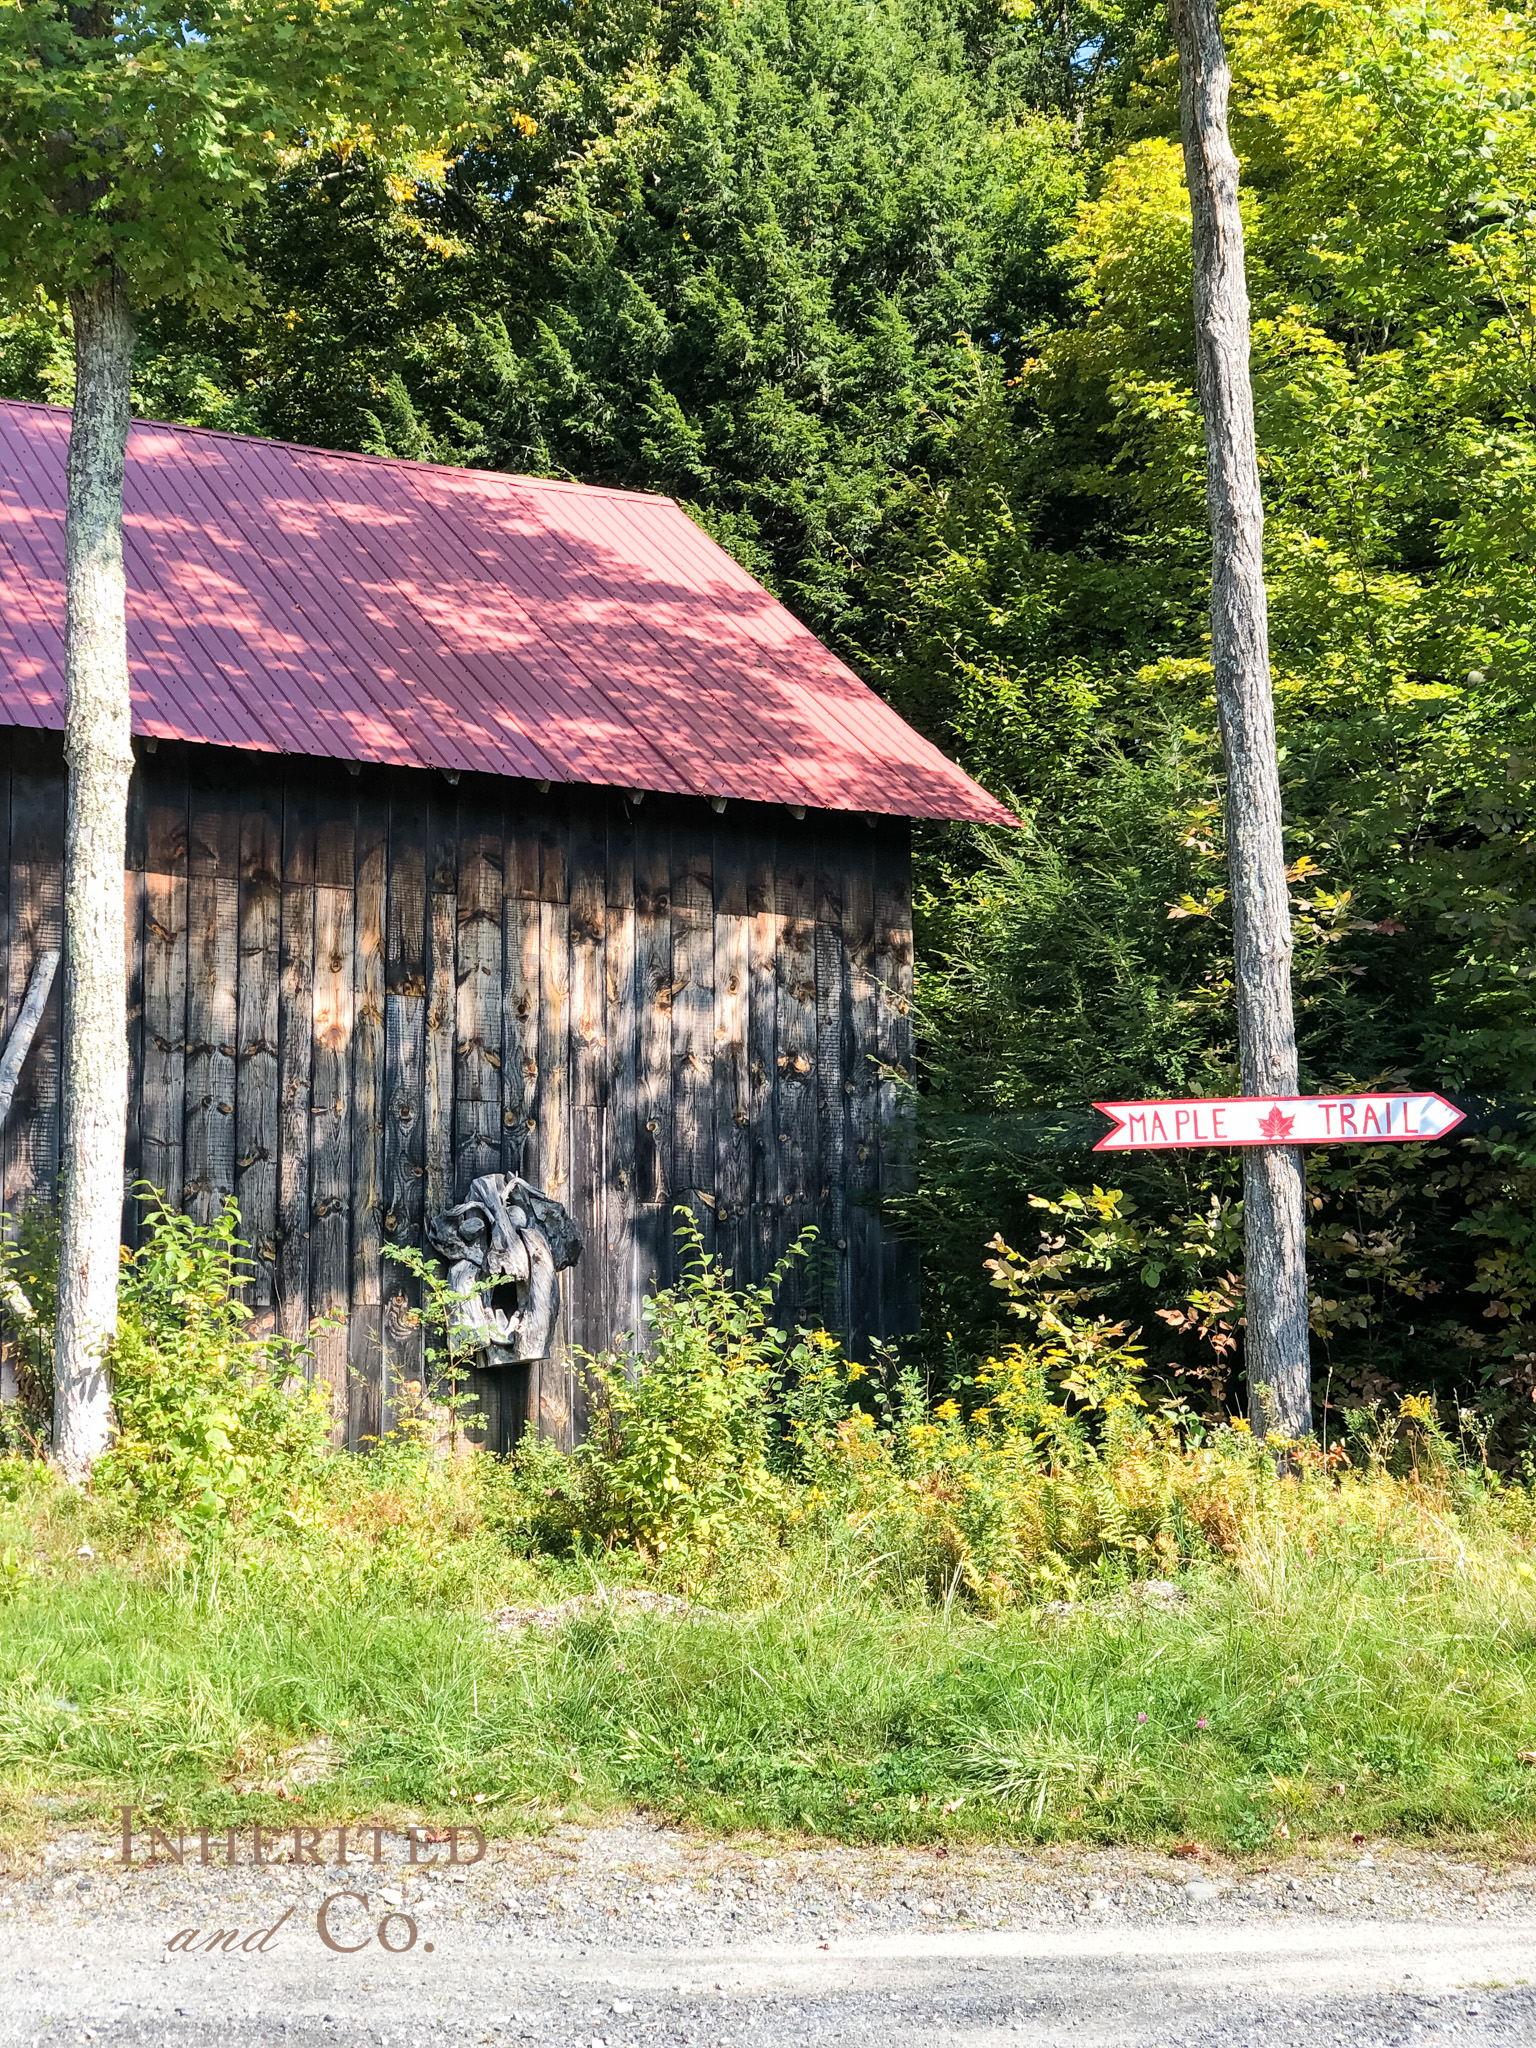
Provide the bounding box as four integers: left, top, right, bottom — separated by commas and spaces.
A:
1093, 1093, 1465, 1153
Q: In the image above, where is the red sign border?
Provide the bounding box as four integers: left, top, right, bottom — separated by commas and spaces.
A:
1091, 1092, 1466, 1153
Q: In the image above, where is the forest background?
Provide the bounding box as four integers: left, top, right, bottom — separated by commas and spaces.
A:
5, 0, 1534, 1446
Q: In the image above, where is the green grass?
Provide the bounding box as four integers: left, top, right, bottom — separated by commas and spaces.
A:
5, 1479, 1536, 1856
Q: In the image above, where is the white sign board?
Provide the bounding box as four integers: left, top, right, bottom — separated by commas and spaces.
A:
1092, 1093, 1465, 1152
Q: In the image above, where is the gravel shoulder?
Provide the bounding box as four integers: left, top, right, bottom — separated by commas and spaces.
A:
3, 1818, 1535, 2047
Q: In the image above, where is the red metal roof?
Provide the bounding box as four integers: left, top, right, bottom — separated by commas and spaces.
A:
0, 400, 1013, 824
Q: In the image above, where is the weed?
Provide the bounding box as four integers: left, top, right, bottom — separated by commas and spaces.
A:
97, 1193, 331, 1535
380, 1239, 487, 1457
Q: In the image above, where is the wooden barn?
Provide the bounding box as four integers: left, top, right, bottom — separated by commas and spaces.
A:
0, 399, 1011, 1449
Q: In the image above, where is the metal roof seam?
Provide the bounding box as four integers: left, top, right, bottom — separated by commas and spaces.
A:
166, 436, 449, 758
530, 484, 855, 802
131, 455, 309, 753
362, 460, 681, 787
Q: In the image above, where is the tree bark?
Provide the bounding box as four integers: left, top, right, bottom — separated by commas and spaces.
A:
1169, 0, 1311, 1439
52, 265, 136, 1479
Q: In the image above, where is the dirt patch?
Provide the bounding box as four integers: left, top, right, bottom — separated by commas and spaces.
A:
488, 1588, 695, 1633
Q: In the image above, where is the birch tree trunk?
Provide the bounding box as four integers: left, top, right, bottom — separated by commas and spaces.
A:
52, 265, 136, 1479
1169, 0, 1311, 1439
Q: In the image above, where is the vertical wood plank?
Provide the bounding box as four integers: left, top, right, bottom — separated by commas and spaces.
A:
310, 779, 355, 1439
503, 892, 541, 1185
535, 794, 571, 1441
0, 747, 8, 1027
4, 740, 65, 1220
122, 756, 146, 1246
383, 780, 429, 1433
875, 824, 919, 1341
140, 755, 189, 1214
183, 757, 240, 1227
633, 813, 673, 1310
0, 749, 9, 1402
744, 822, 779, 1291
348, 1307, 384, 1455
605, 802, 640, 1351
536, 894, 570, 1442
844, 842, 882, 1358
424, 789, 457, 1226
465, 1359, 517, 1456
815, 820, 850, 1341
568, 803, 608, 1116
501, 832, 542, 1447
454, 786, 503, 1449
539, 805, 568, 909
670, 814, 715, 1258
714, 908, 751, 1290
775, 821, 819, 1325
350, 785, 388, 1447
712, 819, 750, 1288
568, 801, 607, 1383
507, 786, 541, 901
456, 791, 504, 1198
0, 748, 12, 1237
236, 778, 283, 1318
569, 1099, 600, 1431
713, 817, 747, 920
276, 767, 316, 1346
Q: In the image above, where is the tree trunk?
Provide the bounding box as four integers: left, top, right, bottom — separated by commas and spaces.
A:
0, 948, 61, 1133
1169, 0, 1311, 1439
52, 265, 136, 1479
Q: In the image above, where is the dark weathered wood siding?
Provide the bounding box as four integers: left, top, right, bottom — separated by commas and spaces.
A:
0, 732, 917, 1449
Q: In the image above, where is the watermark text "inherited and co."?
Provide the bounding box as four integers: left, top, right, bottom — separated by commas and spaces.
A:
117, 1810, 485, 1869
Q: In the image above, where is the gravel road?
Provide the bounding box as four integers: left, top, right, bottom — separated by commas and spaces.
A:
2, 1819, 1533, 2047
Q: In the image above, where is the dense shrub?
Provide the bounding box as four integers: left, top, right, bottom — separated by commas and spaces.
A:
4, 1196, 1524, 1621
481, 1224, 823, 1564
98, 1195, 331, 1533
476, 1216, 1524, 1610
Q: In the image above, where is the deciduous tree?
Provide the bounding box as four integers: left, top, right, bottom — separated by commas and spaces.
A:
0, 0, 470, 1475
1167, 0, 1307, 1436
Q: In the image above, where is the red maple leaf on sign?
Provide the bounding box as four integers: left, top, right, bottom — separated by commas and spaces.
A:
1257, 1104, 1296, 1140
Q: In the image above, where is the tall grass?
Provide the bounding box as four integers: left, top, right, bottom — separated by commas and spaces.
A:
4, 1465, 1536, 1852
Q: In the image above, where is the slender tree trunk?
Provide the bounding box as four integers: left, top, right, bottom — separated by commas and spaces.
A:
1169, 0, 1311, 1439
0, 948, 60, 1132
52, 265, 136, 1479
